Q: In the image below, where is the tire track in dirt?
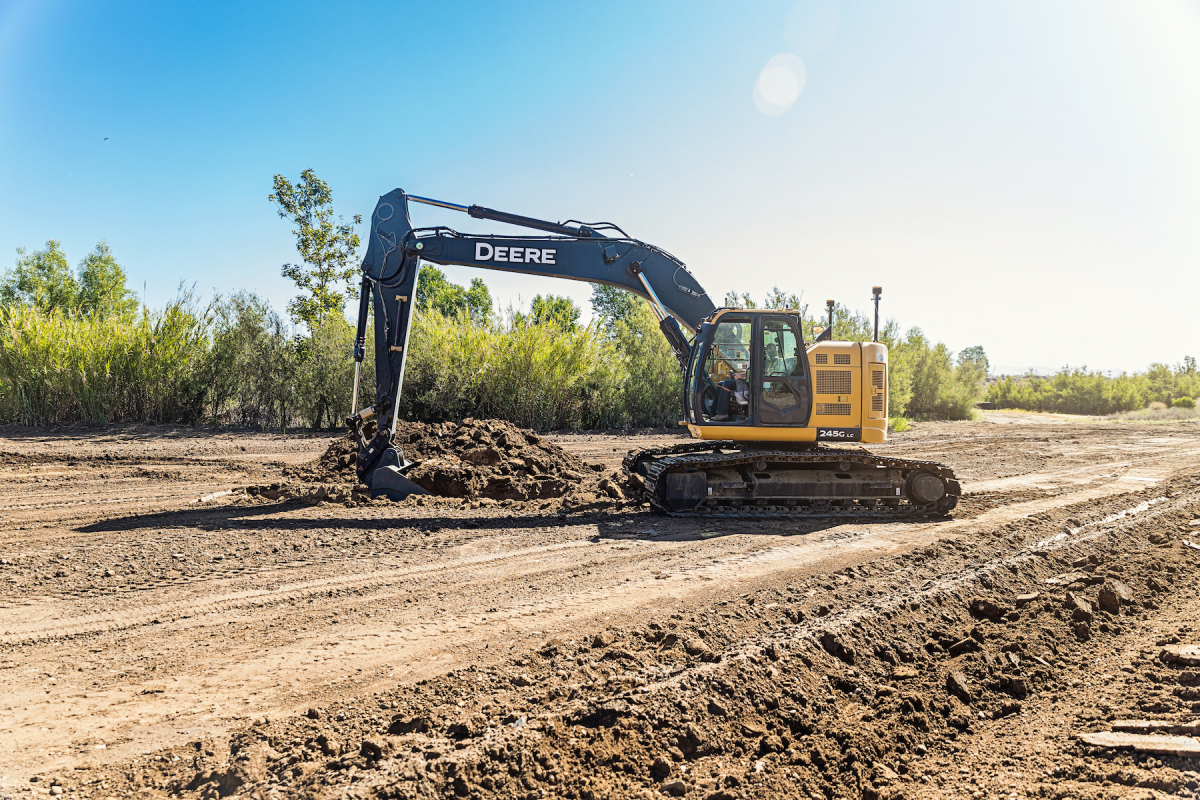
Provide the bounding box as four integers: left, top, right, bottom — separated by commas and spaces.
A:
58, 460, 1200, 800
0, 475, 1171, 775
5, 451, 1176, 647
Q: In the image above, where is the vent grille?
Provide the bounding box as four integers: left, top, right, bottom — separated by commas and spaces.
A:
817, 403, 852, 416
815, 353, 828, 364
816, 370, 852, 395
834, 353, 851, 365
869, 364, 887, 418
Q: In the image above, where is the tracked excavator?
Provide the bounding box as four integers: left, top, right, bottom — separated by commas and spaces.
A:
347, 189, 960, 517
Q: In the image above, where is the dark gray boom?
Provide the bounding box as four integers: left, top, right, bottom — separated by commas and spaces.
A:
349, 189, 715, 498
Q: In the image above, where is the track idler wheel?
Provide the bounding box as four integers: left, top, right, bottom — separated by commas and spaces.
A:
906, 471, 947, 504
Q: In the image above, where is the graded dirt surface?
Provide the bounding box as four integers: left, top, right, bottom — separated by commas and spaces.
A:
2, 413, 1199, 800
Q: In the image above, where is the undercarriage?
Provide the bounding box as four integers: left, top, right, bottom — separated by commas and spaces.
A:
623, 441, 960, 517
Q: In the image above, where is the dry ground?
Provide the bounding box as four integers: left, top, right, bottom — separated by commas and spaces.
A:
1, 413, 1199, 799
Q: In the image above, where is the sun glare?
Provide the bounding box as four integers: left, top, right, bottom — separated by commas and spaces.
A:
753, 53, 807, 116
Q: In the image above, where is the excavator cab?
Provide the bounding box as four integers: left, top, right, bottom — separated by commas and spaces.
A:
688, 310, 813, 430
678, 308, 895, 446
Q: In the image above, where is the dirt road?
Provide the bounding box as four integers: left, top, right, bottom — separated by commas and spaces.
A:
2, 413, 1198, 799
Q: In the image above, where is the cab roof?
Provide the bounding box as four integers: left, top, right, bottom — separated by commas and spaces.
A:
710, 307, 804, 318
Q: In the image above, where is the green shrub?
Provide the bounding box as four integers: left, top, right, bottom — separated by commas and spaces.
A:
0, 297, 208, 425
985, 356, 1198, 416
890, 329, 981, 420
204, 292, 297, 430
398, 307, 624, 430
1173, 395, 1196, 409
889, 416, 910, 433
296, 316, 357, 429
613, 304, 682, 427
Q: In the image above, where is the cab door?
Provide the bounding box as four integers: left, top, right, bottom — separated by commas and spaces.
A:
689, 316, 754, 425
756, 315, 812, 426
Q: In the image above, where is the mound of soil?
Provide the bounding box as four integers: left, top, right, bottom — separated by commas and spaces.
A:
250, 418, 629, 506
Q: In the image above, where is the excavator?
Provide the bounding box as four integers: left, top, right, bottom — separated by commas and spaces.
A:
346, 189, 959, 517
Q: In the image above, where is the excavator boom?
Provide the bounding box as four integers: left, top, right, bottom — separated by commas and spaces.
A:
350, 189, 713, 497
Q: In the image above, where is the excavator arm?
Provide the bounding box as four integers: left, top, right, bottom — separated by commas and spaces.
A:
349, 189, 715, 497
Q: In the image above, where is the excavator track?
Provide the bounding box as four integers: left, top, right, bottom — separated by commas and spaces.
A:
622, 442, 959, 518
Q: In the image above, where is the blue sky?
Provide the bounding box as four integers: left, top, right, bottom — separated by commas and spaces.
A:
2, 0, 1198, 374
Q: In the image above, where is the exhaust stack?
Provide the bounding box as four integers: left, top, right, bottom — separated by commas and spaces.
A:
872, 286, 882, 342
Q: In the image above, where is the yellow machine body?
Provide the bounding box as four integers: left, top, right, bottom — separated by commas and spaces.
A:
682, 309, 889, 445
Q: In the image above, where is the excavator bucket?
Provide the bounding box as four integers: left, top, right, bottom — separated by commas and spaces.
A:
366, 449, 429, 501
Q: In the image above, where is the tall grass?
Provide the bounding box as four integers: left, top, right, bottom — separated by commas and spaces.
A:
0, 299, 208, 425
400, 307, 625, 430
0, 287, 1016, 432
0, 291, 360, 431
613, 304, 683, 427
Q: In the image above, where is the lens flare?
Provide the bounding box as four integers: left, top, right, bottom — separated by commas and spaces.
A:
753, 53, 807, 116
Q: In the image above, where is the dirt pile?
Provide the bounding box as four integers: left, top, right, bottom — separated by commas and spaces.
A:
249, 418, 630, 506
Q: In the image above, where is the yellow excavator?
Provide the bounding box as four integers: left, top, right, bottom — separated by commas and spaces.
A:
346, 189, 959, 517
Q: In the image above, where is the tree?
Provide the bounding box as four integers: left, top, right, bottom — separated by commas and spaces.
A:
825, 304, 874, 342
415, 266, 492, 324
2, 240, 136, 318
2, 240, 77, 312
952, 346, 989, 406
957, 345, 989, 374
524, 294, 581, 330
884, 328, 982, 420
905, 331, 957, 418
762, 286, 803, 310
1145, 362, 1175, 405
416, 266, 454, 311
76, 242, 138, 317
269, 169, 361, 330
590, 284, 636, 334
462, 279, 492, 324
723, 291, 757, 309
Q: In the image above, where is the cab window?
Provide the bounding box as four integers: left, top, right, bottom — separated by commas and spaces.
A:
762, 319, 804, 377
707, 320, 751, 380
699, 319, 752, 423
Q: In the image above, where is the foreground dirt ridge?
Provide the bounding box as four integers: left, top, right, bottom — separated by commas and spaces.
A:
0, 417, 1198, 800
